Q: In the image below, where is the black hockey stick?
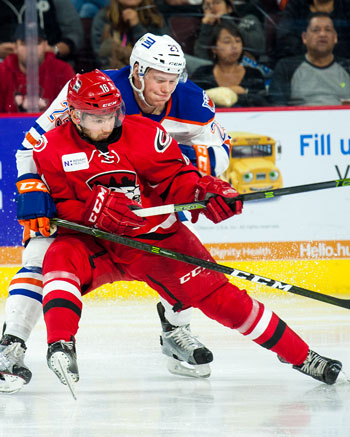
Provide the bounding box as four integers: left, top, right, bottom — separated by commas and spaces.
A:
132, 178, 350, 217
51, 218, 350, 310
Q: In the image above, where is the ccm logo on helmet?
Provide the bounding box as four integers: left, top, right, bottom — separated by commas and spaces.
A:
102, 101, 118, 108
87, 186, 109, 224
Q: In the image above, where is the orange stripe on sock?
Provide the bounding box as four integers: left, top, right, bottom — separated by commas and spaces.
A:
10, 277, 43, 287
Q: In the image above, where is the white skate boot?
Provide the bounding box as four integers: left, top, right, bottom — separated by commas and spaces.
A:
157, 302, 213, 378
0, 334, 32, 394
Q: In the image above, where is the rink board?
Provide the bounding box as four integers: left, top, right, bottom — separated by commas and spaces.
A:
1, 259, 349, 300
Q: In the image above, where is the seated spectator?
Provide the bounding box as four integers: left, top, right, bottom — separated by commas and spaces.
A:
0, 25, 75, 113
91, 0, 168, 69
71, 0, 110, 19
269, 12, 350, 106
191, 22, 268, 107
0, 0, 84, 62
274, 0, 350, 65
194, 0, 266, 62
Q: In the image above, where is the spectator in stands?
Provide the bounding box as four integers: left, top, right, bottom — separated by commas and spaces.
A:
0, 0, 84, 62
194, 0, 266, 62
191, 21, 268, 107
274, 0, 350, 65
0, 24, 75, 113
71, 0, 110, 19
269, 12, 350, 106
91, 0, 168, 69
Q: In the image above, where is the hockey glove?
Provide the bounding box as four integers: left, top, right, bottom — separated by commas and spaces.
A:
16, 174, 57, 242
178, 144, 212, 176
191, 175, 243, 224
84, 185, 146, 236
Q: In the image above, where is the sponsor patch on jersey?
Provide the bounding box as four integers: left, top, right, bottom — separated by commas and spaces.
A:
62, 152, 89, 172
154, 127, 172, 153
202, 90, 215, 113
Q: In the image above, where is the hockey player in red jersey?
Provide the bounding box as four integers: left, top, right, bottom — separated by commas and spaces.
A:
33, 70, 343, 392
1, 34, 227, 390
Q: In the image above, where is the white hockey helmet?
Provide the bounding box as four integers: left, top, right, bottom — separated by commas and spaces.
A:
130, 33, 186, 77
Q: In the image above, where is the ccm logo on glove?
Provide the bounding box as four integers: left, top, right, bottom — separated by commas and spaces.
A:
16, 179, 49, 193
86, 186, 109, 224
84, 185, 146, 236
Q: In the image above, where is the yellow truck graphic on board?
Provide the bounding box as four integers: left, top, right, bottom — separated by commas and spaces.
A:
223, 131, 283, 194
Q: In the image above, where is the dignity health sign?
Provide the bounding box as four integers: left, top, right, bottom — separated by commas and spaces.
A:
193, 107, 350, 260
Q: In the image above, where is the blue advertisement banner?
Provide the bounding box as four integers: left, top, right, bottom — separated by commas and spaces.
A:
0, 115, 37, 246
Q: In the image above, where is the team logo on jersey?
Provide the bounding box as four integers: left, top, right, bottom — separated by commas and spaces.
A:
202, 90, 215, 113
154, 127, 172, 153
33, 136, 48, 152
62, 152, 89, 172
86, 170, 141, 202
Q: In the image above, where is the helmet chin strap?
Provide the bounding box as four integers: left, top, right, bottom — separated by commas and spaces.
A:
128, 71, 154, 109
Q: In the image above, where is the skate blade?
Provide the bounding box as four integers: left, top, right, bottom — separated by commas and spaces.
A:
0, 373, 25, 394
336, 370, 350, 384
51, 353, 78, 400
57, 358, 77, 400
167, 357, 211, 378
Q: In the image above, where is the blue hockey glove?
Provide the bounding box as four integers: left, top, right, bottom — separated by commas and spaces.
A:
16, 174, 56, 241
179, 144, 212, 176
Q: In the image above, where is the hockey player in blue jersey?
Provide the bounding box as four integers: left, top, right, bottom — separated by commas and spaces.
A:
0, 33, 231, 393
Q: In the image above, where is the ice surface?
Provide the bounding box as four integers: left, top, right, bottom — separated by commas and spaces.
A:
1, 295, 350, 437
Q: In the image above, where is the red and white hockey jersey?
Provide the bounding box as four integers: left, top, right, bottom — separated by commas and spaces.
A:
33, 116, 202, 239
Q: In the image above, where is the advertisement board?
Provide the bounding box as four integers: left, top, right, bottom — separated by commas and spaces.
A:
194, 107, 350, 260
0, 116, 37, 252
0, 109, 349, 264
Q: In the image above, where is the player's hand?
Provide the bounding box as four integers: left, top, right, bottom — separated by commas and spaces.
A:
193, 144, 211, 175
16, 174, 56, 242
191, 175, 243, 224
18, 217, 51, 242
84, 185, 146, 236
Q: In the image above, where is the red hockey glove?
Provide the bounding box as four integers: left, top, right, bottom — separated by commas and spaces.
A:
84, 185, 146, 236
191, 175, 243, 224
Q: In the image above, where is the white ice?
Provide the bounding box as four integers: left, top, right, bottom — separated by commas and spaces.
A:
1, 294, 350, 437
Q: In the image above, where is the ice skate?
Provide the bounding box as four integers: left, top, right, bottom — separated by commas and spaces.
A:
157, 302, 213, 378
279, 350, 343, 385
47, 338, 79, 399
0, 334, 32, 394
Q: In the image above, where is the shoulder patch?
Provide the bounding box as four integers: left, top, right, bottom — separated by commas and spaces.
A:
202, 90, 215, 113
154, 127, 172, 153
33, 136, 48, 152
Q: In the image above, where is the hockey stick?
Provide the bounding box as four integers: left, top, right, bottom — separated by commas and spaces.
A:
132, 178, 350, 217
51, 218, 350, 310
